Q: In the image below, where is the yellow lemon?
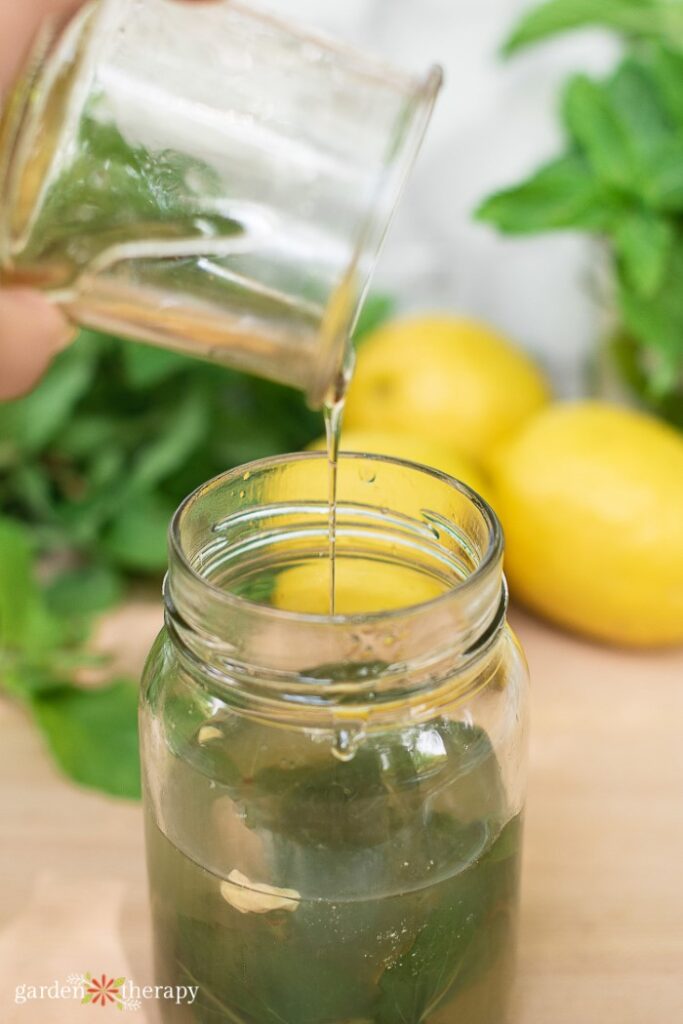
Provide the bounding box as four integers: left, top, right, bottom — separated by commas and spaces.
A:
308, 428, 490, 500
272, 559, 446, 615
488, 401, 683, 647
272, 431, 488, 616
344, 315, 550, 461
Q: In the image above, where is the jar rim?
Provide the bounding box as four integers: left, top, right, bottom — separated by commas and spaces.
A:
169, 450, 503, 627
166, 451, 506, 713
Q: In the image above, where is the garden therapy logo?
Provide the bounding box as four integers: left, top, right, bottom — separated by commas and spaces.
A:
14, 973, 199, 1011
77, 973, 130, 1010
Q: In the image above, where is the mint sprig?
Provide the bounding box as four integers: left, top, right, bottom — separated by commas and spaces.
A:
0, 517, 140, 798
478, 17, 683, 422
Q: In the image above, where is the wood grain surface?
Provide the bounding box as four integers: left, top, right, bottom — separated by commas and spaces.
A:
1, 604, 682, 1022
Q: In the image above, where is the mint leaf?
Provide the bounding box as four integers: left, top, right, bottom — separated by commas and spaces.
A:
157, 717, 518, 1024
45, 563, 124, 618
646, 43, 683, 126
607, 57, 673, 157
26, 114, 235, 283
0, 344, 95, 456
562, 74, 639, 190
643, 138, 683, 209
101, 493, 175, 572
0, 518, 37, 648
476, 154, 614, 233
125, 389, 208, 496
503, 0, 683, 55
479, 6, 683, 418
0, 518, 63, 653
122, 342, 191, 389
376, 816, 521, 1023
613, 208, 672, 295
30, 680, 140, 798
618, 230, 683, 381
0, 517, 140, 798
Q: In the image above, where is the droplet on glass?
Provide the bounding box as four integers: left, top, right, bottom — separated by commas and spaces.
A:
331, 722, 366, 762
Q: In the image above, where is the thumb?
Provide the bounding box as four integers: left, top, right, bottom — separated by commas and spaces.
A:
0, 290, 74, 400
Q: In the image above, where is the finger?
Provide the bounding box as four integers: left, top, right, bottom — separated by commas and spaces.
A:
0, 290, 74, 400
0, 1, 86, 92
1, 1, 214, 94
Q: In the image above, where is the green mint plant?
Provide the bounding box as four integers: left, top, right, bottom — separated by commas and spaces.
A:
477, 0, 683, 425
0, 517, 140, 798
0, 295, 392, 580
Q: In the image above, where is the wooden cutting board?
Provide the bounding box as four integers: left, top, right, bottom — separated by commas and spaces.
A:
1, 604, 682, 1023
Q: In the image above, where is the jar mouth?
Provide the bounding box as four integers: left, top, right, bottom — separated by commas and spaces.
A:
166, 451, 506, 711
169, 451, 503, 628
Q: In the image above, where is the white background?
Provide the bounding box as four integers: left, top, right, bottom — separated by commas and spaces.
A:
260, 0, 618, 392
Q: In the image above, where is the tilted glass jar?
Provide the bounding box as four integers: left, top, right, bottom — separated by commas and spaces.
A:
0, 0, 440, 406
140, 452, 529, 1024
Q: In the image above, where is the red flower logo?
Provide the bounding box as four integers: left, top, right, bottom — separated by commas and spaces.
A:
82, 974, 125, 1009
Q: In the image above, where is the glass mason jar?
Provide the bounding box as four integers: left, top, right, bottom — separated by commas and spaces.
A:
140, 452, 529, 1024
0, 0, 440, 405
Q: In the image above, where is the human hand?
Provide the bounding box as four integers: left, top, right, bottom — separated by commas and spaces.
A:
0, 1, 86, 400
0, 0, 215, 400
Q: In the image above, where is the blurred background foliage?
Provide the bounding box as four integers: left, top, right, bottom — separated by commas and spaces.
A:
0, 300, 392, 799
0, 295, 392, 585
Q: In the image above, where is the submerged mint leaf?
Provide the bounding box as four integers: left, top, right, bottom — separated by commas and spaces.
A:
26, 113, 235, 278
151, 716, 519, 1024
29, 680, 141, 799
376, 815, 521, 1024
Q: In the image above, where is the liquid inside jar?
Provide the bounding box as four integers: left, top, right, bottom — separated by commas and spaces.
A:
143, 691, 522, 1023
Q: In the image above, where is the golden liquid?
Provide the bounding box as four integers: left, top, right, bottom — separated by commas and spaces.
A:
322, 343, 355, 616
323, 398, 343, 616
146, 809, 521, 1024
142, 706, 522, 1024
